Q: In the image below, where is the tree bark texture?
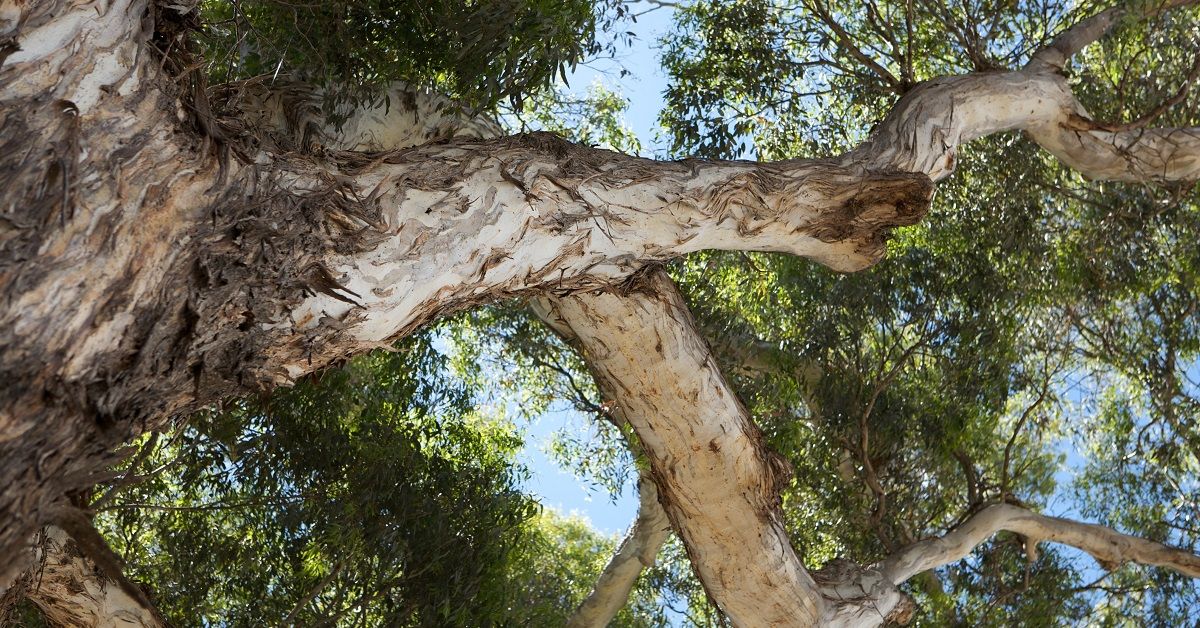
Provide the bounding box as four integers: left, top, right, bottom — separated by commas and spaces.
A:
533, 273, 829, 626
7, 526, 163, 628
3, 1, 1200, 624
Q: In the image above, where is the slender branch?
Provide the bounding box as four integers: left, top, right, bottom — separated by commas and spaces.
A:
283, 561, 344, 626
565, 471, 672, 628
999, 378, 1051, 497
806, 0, 902, 89
952, 449, 979, 507
1087, 51, 1200, 133
877, 503, 1200, 584
90, 432, 161, 511
1027, 0, 1200, 71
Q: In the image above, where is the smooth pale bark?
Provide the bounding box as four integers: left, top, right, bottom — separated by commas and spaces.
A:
811, 502, 1200, 628
565, 473, 672, 628
878, 503, 1200, 583
532, 273, 830, 626
3, 0, 1200, 611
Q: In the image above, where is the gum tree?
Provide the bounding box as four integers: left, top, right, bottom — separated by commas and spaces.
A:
2, 0, 1199, 625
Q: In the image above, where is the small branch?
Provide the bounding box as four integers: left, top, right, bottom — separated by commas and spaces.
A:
999, 378, 1051, 497
283, 561, 343, 625
806, 0, 902, 89
1085, 52, 1200, 133
952, 449, 979, 507
90, 431, 161, 511
1027, 0, 1200, 71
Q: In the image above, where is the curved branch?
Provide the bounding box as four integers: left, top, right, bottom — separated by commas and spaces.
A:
877, 503, 1200, 584
566, 472, 672, 628
237, 29, 1199, 383
291, 82, 681, 628
813, 502, 1200, 627
1027, 0, 1199, 72
850, 69, 1200, 182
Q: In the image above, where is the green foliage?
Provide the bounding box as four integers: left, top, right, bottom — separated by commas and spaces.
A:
505, 510, 670, 626
514, 80, 644, 154
659, 0, 1103, 159
96, 331, 543, 626
449, 304, 637, 499
198, 0, 632, 111
75, 1, 1200, 624
655, 0, 1200, 622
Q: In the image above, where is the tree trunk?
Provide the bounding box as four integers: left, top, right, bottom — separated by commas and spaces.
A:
534, 272, 828, 625
0, 0, 930, 565
2, 1, 1199, 623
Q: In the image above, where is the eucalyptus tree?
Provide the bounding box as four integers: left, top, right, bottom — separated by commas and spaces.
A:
2, 0, 1200, 627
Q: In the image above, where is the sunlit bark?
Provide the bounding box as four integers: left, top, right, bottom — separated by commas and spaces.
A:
2, 4, 1199, 626
533, 273, 830, 625
879, 503, 1200, 583
18, 526, 163, 628
564, 472, 672, 628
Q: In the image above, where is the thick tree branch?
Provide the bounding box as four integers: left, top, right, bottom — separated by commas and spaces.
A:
851, 69, 1200, 182
3, 1, 1200, 616
532, 272, 831, 626
236, 79, 683, 628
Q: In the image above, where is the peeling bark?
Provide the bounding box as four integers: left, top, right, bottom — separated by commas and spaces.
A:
18, 526, 164, 628
533, 272, 826, 625
2, 0, 1200, 616
0, 0, 929, 562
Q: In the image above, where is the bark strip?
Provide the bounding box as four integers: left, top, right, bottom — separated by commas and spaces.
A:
21, 526, 164, 628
